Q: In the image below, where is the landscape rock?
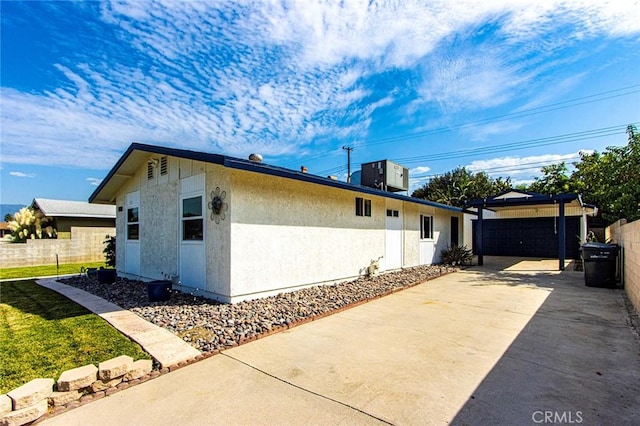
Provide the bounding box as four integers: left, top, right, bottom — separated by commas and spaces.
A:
99, 355, 133, 380
62, 264, 457, 353
57, 364, 97, 391
6, 378, 54, 410
0, 395, 11, 416
89, 378, 122, 392
125, 360, 153, 381
48, 390, 81, 407
0, 399, 47, 426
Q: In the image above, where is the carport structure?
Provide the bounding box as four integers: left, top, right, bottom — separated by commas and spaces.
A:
465, 190, 597, 270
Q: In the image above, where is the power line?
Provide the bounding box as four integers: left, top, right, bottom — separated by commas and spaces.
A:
410, 156, 582, 179
362, 86, 639, 147
314, 123, 635, 176
390, 124, 634, 166
279, 84, 640, 168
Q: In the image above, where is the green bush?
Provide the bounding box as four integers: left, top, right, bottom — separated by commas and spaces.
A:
103, 235, 116, 267
440, 245, 473, 266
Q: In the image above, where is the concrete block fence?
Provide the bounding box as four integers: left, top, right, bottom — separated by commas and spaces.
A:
606, 219, 640, 315
0, 226, 115, 268
0, 356, 151, 426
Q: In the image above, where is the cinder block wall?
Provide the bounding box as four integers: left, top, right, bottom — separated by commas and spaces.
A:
606, 219, 640, 313
0, 227, 115, 268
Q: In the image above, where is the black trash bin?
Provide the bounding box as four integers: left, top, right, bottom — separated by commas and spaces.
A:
580, 242, 619, 288
147, 280, 172, 302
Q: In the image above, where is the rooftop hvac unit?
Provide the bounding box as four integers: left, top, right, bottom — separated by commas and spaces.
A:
360, 160, 409, 192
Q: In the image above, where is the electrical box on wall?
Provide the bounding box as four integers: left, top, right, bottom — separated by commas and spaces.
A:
360, 160, 409, 192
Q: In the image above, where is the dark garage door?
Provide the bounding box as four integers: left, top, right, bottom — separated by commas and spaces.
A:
473, 217, 580, 259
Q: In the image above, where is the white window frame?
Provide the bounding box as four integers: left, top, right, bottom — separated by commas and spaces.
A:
181, 195, 204, 242
127, 207, 139, 241
356, 197, 372, 217
420, 214, 434, 240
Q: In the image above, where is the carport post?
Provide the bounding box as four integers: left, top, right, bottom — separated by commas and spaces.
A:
558, 201, 566, 271
477, 207, 483, 266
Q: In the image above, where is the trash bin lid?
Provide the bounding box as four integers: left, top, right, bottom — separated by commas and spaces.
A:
581, 242, 618, 249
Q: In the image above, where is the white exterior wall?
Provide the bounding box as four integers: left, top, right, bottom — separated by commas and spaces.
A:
203, 164, 232, 299
403, 203, 420, 267
114, 155, 211, 283
111, 153, 464, 303
228, 171, 385, 302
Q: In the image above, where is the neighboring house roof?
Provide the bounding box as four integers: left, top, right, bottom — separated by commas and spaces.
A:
89, 143, 463, 213
32, 198, 116, 219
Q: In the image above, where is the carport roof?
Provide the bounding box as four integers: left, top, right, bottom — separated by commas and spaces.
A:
464, 189, 593, 212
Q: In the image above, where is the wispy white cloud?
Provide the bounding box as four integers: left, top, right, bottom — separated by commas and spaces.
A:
1, 0, 638, 169
466, 152, 582, 178
9, 171, 36, 178
410, 166, 432, 175
86, 177, 103, 186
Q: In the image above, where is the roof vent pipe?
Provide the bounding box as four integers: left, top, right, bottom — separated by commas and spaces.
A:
248, 153, 263, 163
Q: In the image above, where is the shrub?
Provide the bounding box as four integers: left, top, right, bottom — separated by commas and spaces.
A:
440, 245, 473, 266
103, 235, 116, 267
6, 207, 56, 242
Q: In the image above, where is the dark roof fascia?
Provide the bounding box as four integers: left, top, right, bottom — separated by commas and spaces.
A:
89, 143, 226, 202
223, 158, 463, 213
91, 142, 462, 213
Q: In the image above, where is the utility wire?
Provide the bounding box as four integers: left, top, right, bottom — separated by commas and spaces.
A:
279, 84, 640, 168
313, 123, 635, 176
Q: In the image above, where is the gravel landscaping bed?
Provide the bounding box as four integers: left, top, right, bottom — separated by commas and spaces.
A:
61, 264, 456, 352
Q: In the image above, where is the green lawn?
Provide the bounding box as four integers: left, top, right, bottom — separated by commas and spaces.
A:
0, 280, 150, 393
0, 262, 106, 280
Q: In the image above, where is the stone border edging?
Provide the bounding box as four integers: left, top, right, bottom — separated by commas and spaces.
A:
4, 268, 457, 424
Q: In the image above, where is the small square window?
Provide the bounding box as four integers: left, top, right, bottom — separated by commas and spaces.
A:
183, 197, 202, 218
127, 224, 139, 240
127, 207, 139, 223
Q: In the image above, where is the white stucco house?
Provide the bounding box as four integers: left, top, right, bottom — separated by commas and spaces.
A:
90, 143, 466, 303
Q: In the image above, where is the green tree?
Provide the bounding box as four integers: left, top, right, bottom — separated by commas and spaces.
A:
528, 162, 579, 195
412, 167, 511, 207
572, 125, 640, 223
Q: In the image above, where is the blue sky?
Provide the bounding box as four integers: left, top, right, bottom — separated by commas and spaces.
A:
1, 0, 639, 205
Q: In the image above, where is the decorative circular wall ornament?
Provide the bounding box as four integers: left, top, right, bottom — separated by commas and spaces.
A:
208, 187, 228, 224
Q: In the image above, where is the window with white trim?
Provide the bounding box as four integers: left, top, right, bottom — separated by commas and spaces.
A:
355, 197, 371, 217
420, 214, 433, 239
127, 207, 139, 240
182, 196, 203, 240
386, 209, 399, 217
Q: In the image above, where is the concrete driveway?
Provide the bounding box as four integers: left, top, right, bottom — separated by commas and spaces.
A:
41, 257, 640, 425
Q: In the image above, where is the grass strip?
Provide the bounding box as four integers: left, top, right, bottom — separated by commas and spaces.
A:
0, 262, 106, 280
0, 280, 150, 393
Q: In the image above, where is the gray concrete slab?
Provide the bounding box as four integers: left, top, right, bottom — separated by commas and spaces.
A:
39, 258, 640, 425
36, 279, 200, 368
